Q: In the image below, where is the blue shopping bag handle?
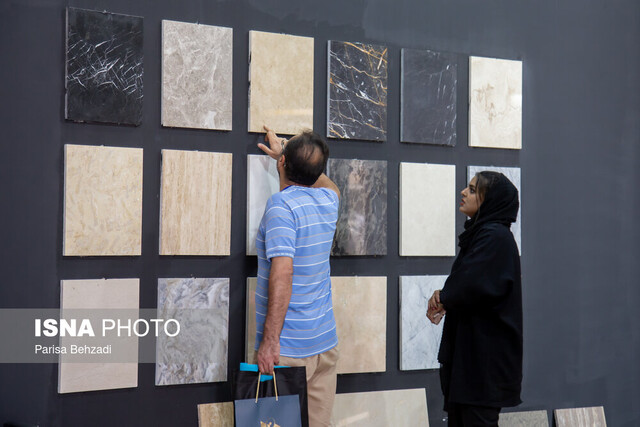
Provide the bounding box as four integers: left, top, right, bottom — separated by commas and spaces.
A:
239, 363, 289, 382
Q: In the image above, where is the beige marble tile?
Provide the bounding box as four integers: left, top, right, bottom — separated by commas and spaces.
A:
248, 30, 314, 135
159, 149, 233, 255
399, 162, 456, 256
58, 278, 139, 394
469, 56, 522, 150
63, 144, 143, 256
554, 406, 607, 427
197, 401, 234, 427
245, 278, 258, 363
162, 20, 232, 130
499, 410, 549, 427
332, 388, 429, 427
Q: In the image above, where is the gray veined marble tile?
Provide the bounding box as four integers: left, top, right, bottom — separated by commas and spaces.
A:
499, 410, 549, 427
401, 48, 457, 146
156, 278, 229, 386
554, 407, 607, 427
327, 158, 387, 255
400, 275, 446, 370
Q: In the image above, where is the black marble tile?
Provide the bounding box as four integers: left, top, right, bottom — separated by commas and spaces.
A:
401, 48, 457, 146
327, 158, 387, 256
327, 41, 388, 142
65, 8, 143, 126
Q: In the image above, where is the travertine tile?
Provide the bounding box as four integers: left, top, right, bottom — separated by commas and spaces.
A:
554, 407, 606, 427
58, 278, 139, 394
63, 144, 143, 256
156, 278, 229, 385
248, 31, 314, 134
159, 149, 232, 255
162, 20, 232, 130
332, 388, 429, 427
198, 402, 234, 427
400, 275, 446, 370
499, 410, 549, 427
399, 162, 456, 256
245, 278, 258, 364
469, 56, 522, 149
246, 155, 280, 255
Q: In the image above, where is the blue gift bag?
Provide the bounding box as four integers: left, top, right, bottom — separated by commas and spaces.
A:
234, 395, 301, 427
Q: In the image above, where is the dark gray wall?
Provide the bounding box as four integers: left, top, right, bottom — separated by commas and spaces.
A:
1, 0, 638, 426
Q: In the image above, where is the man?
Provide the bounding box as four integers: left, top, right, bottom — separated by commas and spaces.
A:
255, 125, 340, 427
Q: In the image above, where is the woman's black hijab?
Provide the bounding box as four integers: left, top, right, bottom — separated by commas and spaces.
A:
458, 172, 519, 249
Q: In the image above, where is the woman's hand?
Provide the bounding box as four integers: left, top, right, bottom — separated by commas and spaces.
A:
258, 125, 287, 160
426, 290, 446, 325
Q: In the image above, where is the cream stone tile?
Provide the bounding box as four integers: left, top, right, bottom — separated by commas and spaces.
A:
332, 388, 429, 427
499, 410, 549, 427
469, 56, 522, 149
554, 407, 607, 427
58, 278, 139, 394
245, 278, 258, 363
159, 149, 232, 255
246, 155, 280, 255
248, 31, 314, 135
197, 401, 234, 427
162, 20, 232, 130
63, 144, 143, 256
399, 162, 456, 256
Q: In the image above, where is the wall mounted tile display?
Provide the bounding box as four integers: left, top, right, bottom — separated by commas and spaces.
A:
161, 20, 232, 131
401, 48, 457, 146
63, 144, 143, 256
327, 158, 387, 255
248, 31, 314, 135
331, 388, 429, 426
468, 166, 522, 254
399, 162, 456, 256
246, 276, 387, 374
499, 410, 549, 427
159, 149, 232, 255
399, 275, 447, 370
58, 278, 139, 393
65, 8, 143, 125
469, 56, 522, 149
156, 278, 229, 386
554, 407, 607, 427
327, 40, 388, 141
246, 155, 280, 255
198, 402, 234, 427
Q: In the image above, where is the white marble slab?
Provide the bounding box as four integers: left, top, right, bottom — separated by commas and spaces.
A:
554, 407, 607, 427
246, 155, 280, 255
399, 162, 456, 256
156, 278, 229, 385
400, 275, 446, 370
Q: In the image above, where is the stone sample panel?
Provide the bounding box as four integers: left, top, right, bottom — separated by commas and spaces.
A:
161, 20, 232, 131
246, 155, 280, 255
58, 278, 139, 394
159, 149, 232, 255
499, 410, 549, 427
400, 275, 446, 370
248, 31, 314, 134
65, 8, 143, 125
332, 388, 429, 427
327, 158, 387, 256
469, 56, 522, 149
156, 278, 229, 385
63, 144, 143, 256
399, 162, 456, 256
401, 48, 457, 146
198, 402, 234, 427
327, 41, 388, 141
554, 407, 607, 427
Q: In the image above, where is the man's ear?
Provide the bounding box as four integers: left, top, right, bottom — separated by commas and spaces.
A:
278, 155, 285, 168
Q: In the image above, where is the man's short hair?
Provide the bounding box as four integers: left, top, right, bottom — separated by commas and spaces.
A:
282, 130, 329, 186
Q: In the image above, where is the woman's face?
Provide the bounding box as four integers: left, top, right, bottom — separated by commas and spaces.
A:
460, 176, 481, 217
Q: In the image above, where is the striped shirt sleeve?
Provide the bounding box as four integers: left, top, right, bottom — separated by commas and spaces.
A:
264, 201, 296, 260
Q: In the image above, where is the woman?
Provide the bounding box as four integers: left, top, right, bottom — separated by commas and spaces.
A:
427, 171, 522, 427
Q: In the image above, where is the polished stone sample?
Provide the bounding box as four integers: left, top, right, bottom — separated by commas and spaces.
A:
65, 8, 143, 125
469, 56, 522, 149
58, 278, 139, 394
554, 407, 607, 427
162, 20, 232, 130
63, 144, 143, 256
327, 41, 388, 141
159, 149, 232, 255
499, 410, 549, 427
468, 166, 522, 254
399, 275, 446, 370
401, 48, 457, 146
399, 162, 456, 256
156, 278, 229, 385
245, 278, 258, 363
327, 159, 387, 255
198, 402, 234, 427
331, 388, 429, 426
248, 31, 314, 134
246, 155, 280, 255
